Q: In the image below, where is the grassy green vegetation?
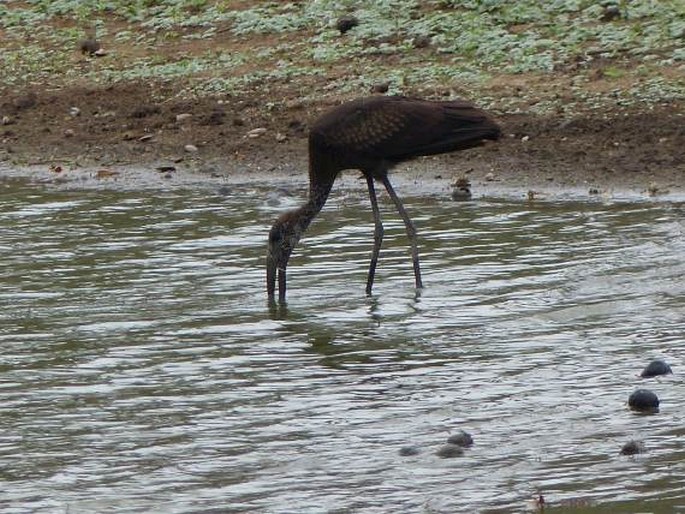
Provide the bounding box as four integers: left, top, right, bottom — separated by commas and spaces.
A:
1, 0, 683, 112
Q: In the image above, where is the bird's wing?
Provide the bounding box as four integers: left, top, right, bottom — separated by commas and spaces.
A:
318, 97, 498, 162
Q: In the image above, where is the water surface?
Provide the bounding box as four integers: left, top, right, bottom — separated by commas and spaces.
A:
1, 174, 684, 513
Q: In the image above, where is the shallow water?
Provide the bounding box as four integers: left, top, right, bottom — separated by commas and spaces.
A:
1, 174, 684, 513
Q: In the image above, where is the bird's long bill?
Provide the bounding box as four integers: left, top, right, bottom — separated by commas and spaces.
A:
266, 253, 287, 304
266, 253, 277, 301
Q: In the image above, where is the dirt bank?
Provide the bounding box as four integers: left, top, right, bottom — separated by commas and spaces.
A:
1, 83, 683, 199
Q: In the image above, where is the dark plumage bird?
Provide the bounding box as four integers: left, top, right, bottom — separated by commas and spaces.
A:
79, 26, 101, 56
266, 95, 501, 303
79, 38, 100, 55
336, 15, 359, 34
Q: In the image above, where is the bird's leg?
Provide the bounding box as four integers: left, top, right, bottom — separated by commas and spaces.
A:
366, 175, 384, 295
278, 268, 287, 304
380, 176, 423, 290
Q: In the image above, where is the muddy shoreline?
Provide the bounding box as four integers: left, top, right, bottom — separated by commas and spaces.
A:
1, 85, 683, 200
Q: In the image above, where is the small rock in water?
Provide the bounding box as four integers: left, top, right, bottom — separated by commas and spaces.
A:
436, 444, 464, 459
64, 129, 75, 138
452, 188, 472, 201
620, 440, 645, 456
484, 172, 496, 182
628, 389, 659, 413
641, 359, 672, 378
176, 113, 193, 122
451, 175, 471, 201
446, 430, 473, 447
184, 144, 198, 153
398, 446, 420, 456
69, 106, 81, 117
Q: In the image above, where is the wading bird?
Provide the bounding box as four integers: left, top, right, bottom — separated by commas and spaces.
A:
266, 95, 501, 303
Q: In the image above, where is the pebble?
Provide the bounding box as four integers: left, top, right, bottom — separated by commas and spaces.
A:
69, 107, 81, 117
641, 359, 672, 378
484, 172, 496, 181
436, 444, 464, 459
176, 113, 192, 122
247, 127, 267, 138
628, 389, 659, 413
64, 129, 75, 138
95, 169, 120, 179
398, 446, 420, 457
275, 132, 287, 142
1, 115, 13, 125
184, 144, 198, 153
620, 440, 645, 456
446, 430, 473, 447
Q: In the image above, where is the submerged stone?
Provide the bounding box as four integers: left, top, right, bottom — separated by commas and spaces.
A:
446, 429, 473, 447
398, 446, 420, 456
641, 359, 672, 378
436, 443, 464, 459
628, 389, 659, 413
620, 440, 645, 455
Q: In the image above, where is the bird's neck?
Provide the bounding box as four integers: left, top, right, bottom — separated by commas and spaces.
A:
296, 180, 333, 232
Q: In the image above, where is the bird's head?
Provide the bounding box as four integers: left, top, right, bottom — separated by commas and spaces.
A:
266, 211, 303, 303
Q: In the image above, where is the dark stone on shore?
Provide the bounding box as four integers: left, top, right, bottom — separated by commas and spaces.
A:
436, 443, 464, 458
641, 359, 672, 378
446, 429, 473, 447
600, 5, 622, 22
203, 108, 226, 126
452, 186, 472, 201
336, 15, 359, 34
628, 389, 659, 413
130, 105, 161, 118
451, 176, 472, 201
371, 82, 390, 94
412, 35, 432, 49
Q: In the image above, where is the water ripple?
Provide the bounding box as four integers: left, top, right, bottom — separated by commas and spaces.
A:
1, 179, 683, 512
